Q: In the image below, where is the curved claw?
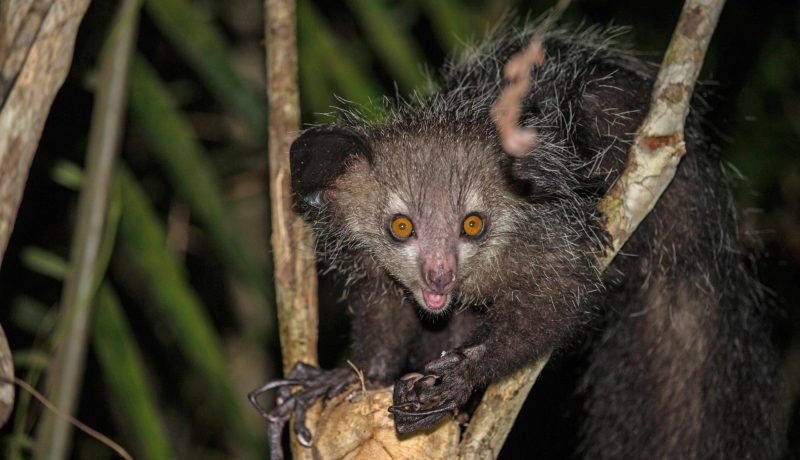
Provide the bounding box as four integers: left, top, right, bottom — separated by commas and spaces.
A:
294, 400, 313, 447
266, 393, 296, 424
248, 364, 361, 460
248, 379, 303, 418
391, 350, 479, 435
388, 402, 458, 417
392, 408, 452, 435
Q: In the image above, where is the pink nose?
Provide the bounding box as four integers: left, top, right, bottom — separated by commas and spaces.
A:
425, 268, 455, 293
421, 251, 457, 294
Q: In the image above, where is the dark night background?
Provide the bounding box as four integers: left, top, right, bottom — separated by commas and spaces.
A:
0, 0, 798, 458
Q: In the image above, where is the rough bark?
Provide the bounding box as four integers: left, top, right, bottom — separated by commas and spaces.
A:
0, 324, 13, 428
265, 0, 319, 458
0, 0, 91, 266
0, 0, 92, 430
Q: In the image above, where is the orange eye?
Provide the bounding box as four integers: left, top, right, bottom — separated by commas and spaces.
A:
462, 213, 485, 239
389, 215, 414, 240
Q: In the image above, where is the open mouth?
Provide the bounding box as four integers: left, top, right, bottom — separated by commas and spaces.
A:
422, 289, 448, 310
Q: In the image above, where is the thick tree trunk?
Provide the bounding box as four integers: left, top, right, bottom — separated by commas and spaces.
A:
0, 0, 92, 429
0, 0, 92, 265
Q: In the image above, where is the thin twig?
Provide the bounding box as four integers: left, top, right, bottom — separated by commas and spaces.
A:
264, 0, 318, 380
3, 377, 132, 460
265, 0, 319, 458
346, 359, 367, 398
35, 0, 141, 457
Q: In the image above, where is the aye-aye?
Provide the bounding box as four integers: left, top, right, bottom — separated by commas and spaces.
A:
251, 20, 784, 460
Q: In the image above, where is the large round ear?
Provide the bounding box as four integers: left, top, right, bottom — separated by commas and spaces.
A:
290, 126, 372, 208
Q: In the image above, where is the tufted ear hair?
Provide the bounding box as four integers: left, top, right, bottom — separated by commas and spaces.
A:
290, 126, 372, 208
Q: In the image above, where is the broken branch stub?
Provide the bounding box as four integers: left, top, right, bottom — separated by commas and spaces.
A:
490, 39, 544, 157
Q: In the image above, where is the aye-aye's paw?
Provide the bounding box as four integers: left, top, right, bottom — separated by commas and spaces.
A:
388, 348, 479, 435
248, 362, 358, 460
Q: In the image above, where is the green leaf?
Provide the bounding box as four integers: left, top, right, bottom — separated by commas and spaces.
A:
92, 284, 174, 460
13, 247, 175, 459
9, 296, 52, 337
20, 247, 68, 280
129, 56, 273, 325
298, 0, 385, 115
297, 25, 336, 118
144, 0, 265, 139
116, 167, 264, 456
346, 0, 426, 91
51, 160, 85, 190
9, 349, 50, 371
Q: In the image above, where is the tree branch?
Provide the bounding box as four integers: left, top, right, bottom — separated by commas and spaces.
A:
0, 0, 90, 264
0, 324, 13, 428
264, 0, 319, 458
0, 0, 91, 431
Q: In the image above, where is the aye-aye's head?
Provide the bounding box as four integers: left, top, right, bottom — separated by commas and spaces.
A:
290, 124, 526, 314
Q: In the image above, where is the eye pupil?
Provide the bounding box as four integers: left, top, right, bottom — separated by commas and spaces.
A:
462, 214, 485, 239
389, 215, 414, 241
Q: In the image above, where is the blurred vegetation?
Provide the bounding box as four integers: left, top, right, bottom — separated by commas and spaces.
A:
0, 0, 798, 458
